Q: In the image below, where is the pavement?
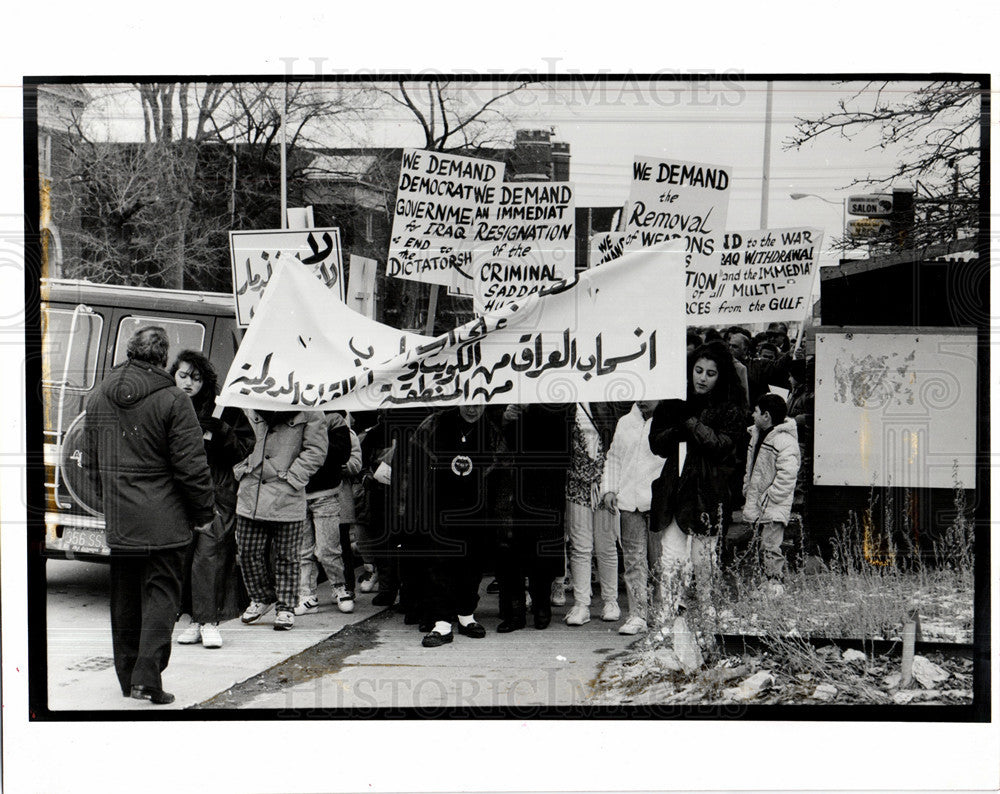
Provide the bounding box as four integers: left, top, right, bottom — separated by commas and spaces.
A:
44, 560, 637, 712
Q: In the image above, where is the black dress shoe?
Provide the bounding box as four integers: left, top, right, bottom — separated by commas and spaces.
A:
421, 630, 454, 648
496, 616, 527, 633
372, 591, 397, 607
418, 619, 434, 633
130, 685, 175, 705
533, 609, 552, 630
457, 621, 486, 639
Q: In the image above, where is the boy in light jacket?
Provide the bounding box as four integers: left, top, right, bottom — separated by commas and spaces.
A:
742, 393, 800, 585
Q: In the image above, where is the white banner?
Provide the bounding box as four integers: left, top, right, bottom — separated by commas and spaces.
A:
217, 241, 688, 412
688, 227, 824, 323
623, 155, 731, 272
386, 148, 504, 289
230, 228, 343, 327
471, 182, 576, 314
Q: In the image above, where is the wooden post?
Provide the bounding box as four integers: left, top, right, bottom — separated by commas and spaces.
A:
900, 608, 918, 688
424, 284, 440, 336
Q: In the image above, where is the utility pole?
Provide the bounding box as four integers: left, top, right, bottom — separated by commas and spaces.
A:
280, 82, 288, 229
760, 81, 773, 230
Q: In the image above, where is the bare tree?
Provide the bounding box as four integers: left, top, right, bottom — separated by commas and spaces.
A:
787, 80, 982, 251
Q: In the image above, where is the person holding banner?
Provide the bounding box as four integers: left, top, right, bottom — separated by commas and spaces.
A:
649, 341, 746, 614
496, 403, 574, 632
564, 403, 626, 627
233, 410, 328, 631
405, 405, 510, 647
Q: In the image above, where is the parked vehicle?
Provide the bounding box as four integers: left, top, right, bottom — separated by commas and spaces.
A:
41, 278, 241, 559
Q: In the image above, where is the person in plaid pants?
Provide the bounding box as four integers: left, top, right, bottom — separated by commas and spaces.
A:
233, 409, 328, 630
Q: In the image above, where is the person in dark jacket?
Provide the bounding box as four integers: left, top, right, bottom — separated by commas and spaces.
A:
404, 406, 510, 647
83, 327, 215, 705
294, 412, 354, 616
233, 409, 328, 631
649, 341, 747, 613
170, 350, 255, 650
496, 403, 574, 631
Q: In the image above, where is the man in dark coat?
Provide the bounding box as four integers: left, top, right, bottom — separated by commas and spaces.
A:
83, 327, 214, 704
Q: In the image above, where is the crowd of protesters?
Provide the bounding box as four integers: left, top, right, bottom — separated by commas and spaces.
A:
86, 323, 814, 703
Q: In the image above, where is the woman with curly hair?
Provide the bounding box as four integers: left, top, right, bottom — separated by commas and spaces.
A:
170, 350, 255, 648
648, 341, 747, 613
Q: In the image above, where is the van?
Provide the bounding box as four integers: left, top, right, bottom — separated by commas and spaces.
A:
41, 278, 241, 559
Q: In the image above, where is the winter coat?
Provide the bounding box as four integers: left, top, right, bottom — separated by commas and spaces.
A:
648, 393, 745, 536
193, 400, 255, 528
741, 418, 800, 525
234, 411, 328, 522
305, 413, 353, 499
600, 404, 666, 514
83, 359, 214, 551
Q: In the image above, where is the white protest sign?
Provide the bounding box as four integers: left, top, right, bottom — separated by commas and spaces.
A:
230, 228, 343, 327
685, 227, 823, 324
471, 182, 575, 314
386, 148, 504, 289
217, 241, 688, 412
589, 231, 626, 267
623, 155, 731, 272
347, 254, 378, 319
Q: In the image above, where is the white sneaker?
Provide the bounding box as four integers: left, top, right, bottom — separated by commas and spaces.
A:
177, 622, 202, 644
550, 582, 567, 607
200, 623, 223, 648
241, 600, 275, 624
273, 610, 295, 631
359, 572, 378, 594
619, 616, 648, 635
294, 597, 319, 616
601, 601, 621, 622
565, 605, 591, 626
334, 586, 355, 614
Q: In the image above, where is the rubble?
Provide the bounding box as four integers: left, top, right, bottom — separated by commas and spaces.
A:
812, 684, 838, 701
912, 655, 950, 689
842, 649, 867, 664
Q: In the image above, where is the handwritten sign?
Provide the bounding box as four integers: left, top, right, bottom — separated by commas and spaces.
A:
386, 148, 504, 289
685, 227, 823, 323
623, 155, 731, 272
217, 240, 688, 412
590, 231, 626, 268
229, 228, 343, 327
471, 182, 576, 314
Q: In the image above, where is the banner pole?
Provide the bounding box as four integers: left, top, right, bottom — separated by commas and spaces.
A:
424, 284, 440, 336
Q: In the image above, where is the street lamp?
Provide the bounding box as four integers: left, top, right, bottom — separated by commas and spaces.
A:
790, 192, 847, 240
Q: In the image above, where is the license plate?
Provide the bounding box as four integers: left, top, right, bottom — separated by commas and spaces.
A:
63, 527, 109, 555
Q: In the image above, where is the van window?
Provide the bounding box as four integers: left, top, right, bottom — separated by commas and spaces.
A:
113, 317, 206, 366
42, 307, 103, 390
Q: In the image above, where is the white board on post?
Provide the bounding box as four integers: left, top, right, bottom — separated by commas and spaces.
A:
813, 327, 977, 490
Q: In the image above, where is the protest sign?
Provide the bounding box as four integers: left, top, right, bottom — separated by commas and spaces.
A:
230, 228, 343, 327
623, 155, 731, 272
590, 231, 626, 267
217, 241, 688, 413
471, 181, 576, 313
684, 227, 823, 323
386, 148, 504, 289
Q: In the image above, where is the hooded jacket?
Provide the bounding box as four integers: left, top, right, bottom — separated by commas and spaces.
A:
233, 410, 328, 521
741, 418, 800, 525
83, 359, 215, 551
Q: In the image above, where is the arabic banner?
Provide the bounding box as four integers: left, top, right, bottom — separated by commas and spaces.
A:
386, 148, 505, 289
217, 241, 689, 412
623, 155, 731, 273
686, 227, 823, 323
230, 228, 344, 327
471, 182, 576, 314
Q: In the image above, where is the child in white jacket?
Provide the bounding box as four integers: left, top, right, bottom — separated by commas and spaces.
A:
599, 401, 666, 635
742, 393, 800, 584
